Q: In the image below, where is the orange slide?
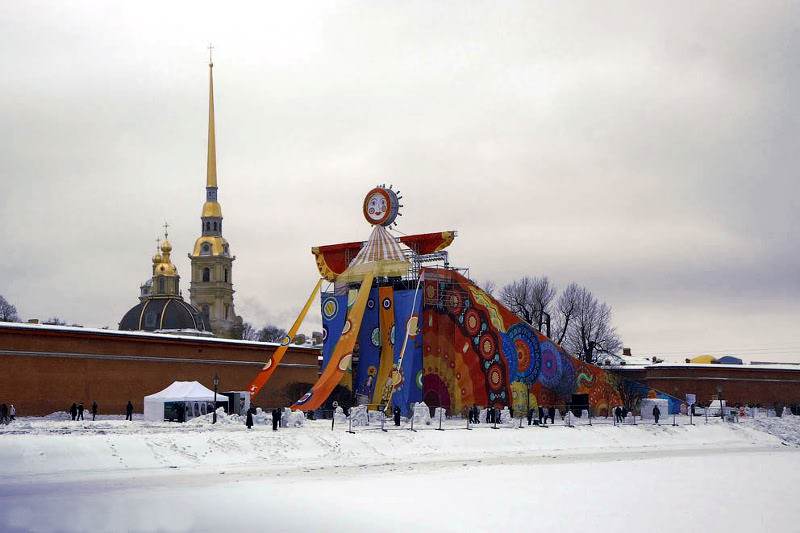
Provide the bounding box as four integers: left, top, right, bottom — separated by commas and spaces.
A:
247, 278, 323, 399
291, 272, 375, 411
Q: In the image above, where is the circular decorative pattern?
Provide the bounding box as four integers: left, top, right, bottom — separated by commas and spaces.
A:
363, 187, 400, 226
506, 323, 542, 385
416, 369, 424, 390
370, 326, 381, 347
406, 314, 419, 338
382, 297, 392, 310
322, 297, 339, 320
367, 299, 375, 309
294, 390, 314, 406
479, 334, 495, 359
425, 283, 436, 300
488, 363, 504, 391
464, 309, 481, 336
338, 354, 352, 371
322, 324, 328, 342
539, 341, 560, 387
342, 319, 352, 335
280, 336, 291, 347
447, 291, 462, 312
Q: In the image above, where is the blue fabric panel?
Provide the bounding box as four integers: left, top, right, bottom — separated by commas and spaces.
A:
320, 292, 347, 373
392, 289, 423, 415
354, 288, 380, 399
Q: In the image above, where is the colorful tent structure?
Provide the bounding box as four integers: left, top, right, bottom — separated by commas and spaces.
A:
717, 356, 743, 365
250, 185, 683, 415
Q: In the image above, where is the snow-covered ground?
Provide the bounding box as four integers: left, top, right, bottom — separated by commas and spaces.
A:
1, 413, 798, 532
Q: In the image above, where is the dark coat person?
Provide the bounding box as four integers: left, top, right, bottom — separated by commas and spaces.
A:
527, 408, 534, 426
125, 401, 134, 421
0, 403, 7, 424
70, 403, 78, 421
548, 407, 555, 424
653, 405, 661, 424
246, 408, 254, 429
272, 408, 281, 431
614, 406, 622, 423
393, 406, 401, 426
77, 403, 84, 421
91, 402, 98, 421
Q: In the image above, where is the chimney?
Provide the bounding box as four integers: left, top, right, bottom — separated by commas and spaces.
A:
622, 347, 632, 357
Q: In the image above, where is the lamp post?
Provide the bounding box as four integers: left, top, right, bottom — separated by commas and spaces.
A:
717, 384, 723, 421
213, 374, 220, 424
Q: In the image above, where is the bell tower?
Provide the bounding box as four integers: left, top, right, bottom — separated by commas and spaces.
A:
188, 50, 242, 338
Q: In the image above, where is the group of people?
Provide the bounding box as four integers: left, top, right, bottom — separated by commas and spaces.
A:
613, 406, 629, 423
526, 406, 556, 425
69, 402, 98, 421
66, 401, 134, 421
0, 403, 15, 424
244, 406, 283, 430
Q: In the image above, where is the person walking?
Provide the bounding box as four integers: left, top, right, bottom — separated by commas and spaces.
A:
472, 404, 479, 424
9, 404, 15, 422
527, 407, 534, 426
91, 402, 98, 421
246, 407, 254, 429
77, 403, 84, 421
393, 406, 401, 427
70, 403, 78, 421
653, 405, 661, 424
0, 403, 7, 424
548, 407, 555, 425
125, 401, 133, 421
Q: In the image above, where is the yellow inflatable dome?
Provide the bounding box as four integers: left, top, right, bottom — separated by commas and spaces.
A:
690, 355, 717, 364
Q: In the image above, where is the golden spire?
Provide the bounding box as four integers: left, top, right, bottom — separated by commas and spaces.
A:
206, 43, 217, 189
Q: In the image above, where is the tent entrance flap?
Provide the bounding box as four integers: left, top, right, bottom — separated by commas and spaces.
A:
291, 271, 375, 411
247, 279, 323, 399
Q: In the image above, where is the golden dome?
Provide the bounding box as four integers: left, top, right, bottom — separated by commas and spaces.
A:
161, 239, 173, 254
192, 235, 230, 257
202, 201, 222, 218
155, 262, 178, 277
152, 253, 163, 264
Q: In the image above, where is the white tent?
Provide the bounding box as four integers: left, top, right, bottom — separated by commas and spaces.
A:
143, 381, 228, 422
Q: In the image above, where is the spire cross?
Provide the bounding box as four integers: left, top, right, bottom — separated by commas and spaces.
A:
156, 237, 161, 250
163, 221, 170, 238
208, 43, 214, 65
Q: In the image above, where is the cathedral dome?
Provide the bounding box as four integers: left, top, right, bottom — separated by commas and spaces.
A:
152, 253, 163, 264
161, 239, 173, 254
119, 297, 209, 332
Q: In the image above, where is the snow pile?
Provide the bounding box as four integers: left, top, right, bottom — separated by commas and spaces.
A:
186, 407, 243, 426
281, 408, 305, 428
411, 402, 432, 426
499, 407, 512, 424
43, 411, 72, 421
749, 415, 800, 446
368, 409, 387, 425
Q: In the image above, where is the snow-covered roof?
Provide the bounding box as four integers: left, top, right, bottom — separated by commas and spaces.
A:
0, 321, 320, 351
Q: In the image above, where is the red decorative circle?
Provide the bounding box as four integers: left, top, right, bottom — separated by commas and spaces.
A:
465, 309, 481, 335
479, 334, 495, 358
447, 291, 462, 312
450, 361, 455, 369
488, 364, 504, 391
515, 338, 531, 372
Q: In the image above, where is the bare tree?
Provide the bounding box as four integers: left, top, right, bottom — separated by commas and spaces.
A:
561, 286, 621, 362
614, 375, 647, 413
234, 321, 259, 341
0, 295, 20, 322
552, 283, 580, 345
258, 324, 288, 343
499, 276, 556, 328
479, 280, 497, 297
43, 317, 67, 326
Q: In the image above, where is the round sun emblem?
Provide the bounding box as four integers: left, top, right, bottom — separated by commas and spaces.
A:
363, 186, 400, 226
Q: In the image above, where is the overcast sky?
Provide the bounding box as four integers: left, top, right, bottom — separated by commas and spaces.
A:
1, 2, 798, 362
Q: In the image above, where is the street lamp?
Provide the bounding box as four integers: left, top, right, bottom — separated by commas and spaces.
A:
717, 384, 723, 420
213, 374, 220, 424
